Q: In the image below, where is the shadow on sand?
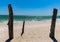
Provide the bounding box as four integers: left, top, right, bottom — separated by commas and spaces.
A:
50, 36, 58, 42
5, 38, 13, 42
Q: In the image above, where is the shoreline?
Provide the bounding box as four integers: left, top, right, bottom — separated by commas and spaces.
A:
0, 18, 60, 23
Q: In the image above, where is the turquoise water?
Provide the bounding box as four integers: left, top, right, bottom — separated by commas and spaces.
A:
0, 15, 60, 22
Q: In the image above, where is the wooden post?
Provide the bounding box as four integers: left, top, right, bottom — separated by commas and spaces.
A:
50, 8, 58, 38
21, 21, 25, 36
8, 4, 13, 39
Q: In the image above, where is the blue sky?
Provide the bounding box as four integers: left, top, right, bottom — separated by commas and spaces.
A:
0, 0, 60, 16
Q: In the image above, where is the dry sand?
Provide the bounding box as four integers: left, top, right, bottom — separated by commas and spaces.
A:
0, 20, 60, 42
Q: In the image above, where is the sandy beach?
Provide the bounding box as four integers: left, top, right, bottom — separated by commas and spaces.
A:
0, 20, 60, 42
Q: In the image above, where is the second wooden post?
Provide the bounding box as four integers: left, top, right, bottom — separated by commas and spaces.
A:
50, 8, 58, 38
8, 4, 14, 39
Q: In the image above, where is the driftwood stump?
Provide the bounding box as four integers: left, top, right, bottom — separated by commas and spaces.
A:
50, 8, 58, 38
8, 4, 13, 39
21, 21, 25, 36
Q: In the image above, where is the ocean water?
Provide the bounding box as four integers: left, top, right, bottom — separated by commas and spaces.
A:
0, 15, 60, 22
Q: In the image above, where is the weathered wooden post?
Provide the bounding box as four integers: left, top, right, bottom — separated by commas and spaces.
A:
21, 21, 25, 36
50, 8, 58, 38
8, 4, 14, 39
